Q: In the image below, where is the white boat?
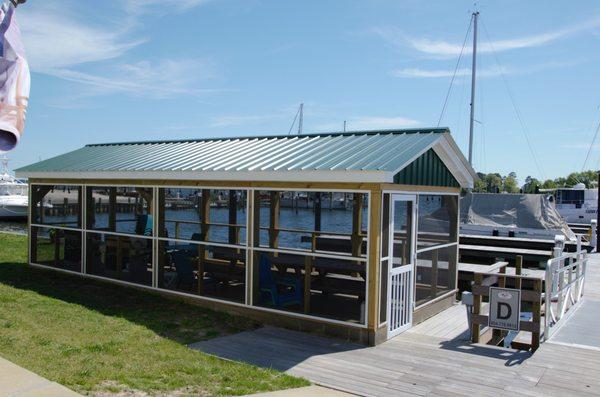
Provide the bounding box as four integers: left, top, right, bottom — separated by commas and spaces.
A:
0, 156, 28, 219
551, 183, 597, 224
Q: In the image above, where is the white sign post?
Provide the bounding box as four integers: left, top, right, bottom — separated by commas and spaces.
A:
488, 287, 521, 331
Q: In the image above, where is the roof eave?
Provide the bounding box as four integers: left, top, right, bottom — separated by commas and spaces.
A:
433, 133, 478, 188
17, 169, 391, 184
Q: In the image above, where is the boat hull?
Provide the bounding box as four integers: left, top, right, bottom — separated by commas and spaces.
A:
0, 204, 27, 219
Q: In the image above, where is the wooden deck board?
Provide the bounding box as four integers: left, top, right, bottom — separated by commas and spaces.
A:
190, 254, 600, 396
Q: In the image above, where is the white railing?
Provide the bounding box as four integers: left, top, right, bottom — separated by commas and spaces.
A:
544, 237, 587, 341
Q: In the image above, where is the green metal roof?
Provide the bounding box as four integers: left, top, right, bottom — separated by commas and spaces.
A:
16, 128, 477, 186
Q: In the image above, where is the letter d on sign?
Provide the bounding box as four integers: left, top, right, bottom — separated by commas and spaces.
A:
489, 287, 520, 331
497, 302, 512, 320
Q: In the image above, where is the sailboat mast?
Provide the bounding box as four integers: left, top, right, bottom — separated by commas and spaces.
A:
298, 103, 304, 135
468, 11, 479, 166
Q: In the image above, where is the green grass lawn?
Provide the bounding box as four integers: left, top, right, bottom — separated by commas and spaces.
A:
0, 233, 308, 396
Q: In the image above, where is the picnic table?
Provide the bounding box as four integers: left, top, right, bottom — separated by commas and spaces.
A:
264, 252, 365, 313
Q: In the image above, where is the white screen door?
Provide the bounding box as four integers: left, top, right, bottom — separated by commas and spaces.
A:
387, 194, 416, 338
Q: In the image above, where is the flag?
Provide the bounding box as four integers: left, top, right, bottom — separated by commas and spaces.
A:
0, 1, 29, 151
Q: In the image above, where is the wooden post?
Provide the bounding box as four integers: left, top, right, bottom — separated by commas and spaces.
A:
472, 273, 483, 343
446, 195, 459, 242
135, 188, 153, 215
200, 190, 210, 240
86, 188, 95, 229
303, 255, 312, 314
367, 190, 382, 331
314, 192, 322, 232
228, 190, 238, 244
198, 189, 211, 295
352, 194, 363, 257
313, 192, 322, 252
532, 278, 542, 351
109, 187, 117, 231
269, 191, 280, 249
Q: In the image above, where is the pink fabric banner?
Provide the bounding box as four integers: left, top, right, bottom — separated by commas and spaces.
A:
0, 2, 29, 151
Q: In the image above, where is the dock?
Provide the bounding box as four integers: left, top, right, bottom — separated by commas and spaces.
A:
192, 254, 600, 396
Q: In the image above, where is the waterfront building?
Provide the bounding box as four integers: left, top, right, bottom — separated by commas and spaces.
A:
16, 128, 477, 345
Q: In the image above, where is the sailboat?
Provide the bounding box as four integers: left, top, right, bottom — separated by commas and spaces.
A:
455, 11, 577, 242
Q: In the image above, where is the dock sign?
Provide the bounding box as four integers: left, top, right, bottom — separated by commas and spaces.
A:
488, 287, 521, 331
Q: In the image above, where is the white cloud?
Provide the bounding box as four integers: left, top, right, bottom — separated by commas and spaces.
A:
19, 5, 142, 71
373, 16, 600, 57
17, 0, 217, 100
125, 0, 212, 15
316, 116, 420, 131
46, 59, 218, 99
393, 67, 471, 78
392, 61, 576, 79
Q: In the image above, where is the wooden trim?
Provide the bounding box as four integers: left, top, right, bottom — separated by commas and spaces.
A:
351, 194, 363, 257
414, 289, 457, 310
367, 189, 382, 329
471, 285, 541, 302
29, 178, 380, 190
380, 184, 460, 193
31, 178, 461, 194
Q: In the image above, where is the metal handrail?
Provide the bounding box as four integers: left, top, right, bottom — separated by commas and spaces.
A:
544, 236, 587, 341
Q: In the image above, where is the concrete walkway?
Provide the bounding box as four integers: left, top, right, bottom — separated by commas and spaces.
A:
0, 356, 81, 397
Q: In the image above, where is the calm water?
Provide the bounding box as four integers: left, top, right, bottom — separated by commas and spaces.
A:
0, 219, 27, 234
9, 206, 370, 247
2, 197, 443, 240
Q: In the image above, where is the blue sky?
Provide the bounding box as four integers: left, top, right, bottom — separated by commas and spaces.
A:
7, 0, 600, 184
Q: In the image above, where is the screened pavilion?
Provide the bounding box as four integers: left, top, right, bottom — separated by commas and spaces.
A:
16, 128, 477, 345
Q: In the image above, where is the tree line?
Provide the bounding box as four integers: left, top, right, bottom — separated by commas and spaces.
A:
473, 170, 599, 194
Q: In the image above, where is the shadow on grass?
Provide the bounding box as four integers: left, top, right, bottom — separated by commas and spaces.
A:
0, 261, 260, 344
0, 261, 366, 374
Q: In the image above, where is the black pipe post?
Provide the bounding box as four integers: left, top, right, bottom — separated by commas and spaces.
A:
597, 171, 600, 249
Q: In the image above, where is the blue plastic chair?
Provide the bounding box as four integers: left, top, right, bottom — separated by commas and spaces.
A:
135, 214, 153, 236
259, 255, 302, 309
171, 250, 196, 291
171, 249, 216, 292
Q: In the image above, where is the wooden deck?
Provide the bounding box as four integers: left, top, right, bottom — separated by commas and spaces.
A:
192, 254, 600, 396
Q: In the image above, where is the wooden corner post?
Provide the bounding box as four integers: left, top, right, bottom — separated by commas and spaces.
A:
367, 190, 382, 331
